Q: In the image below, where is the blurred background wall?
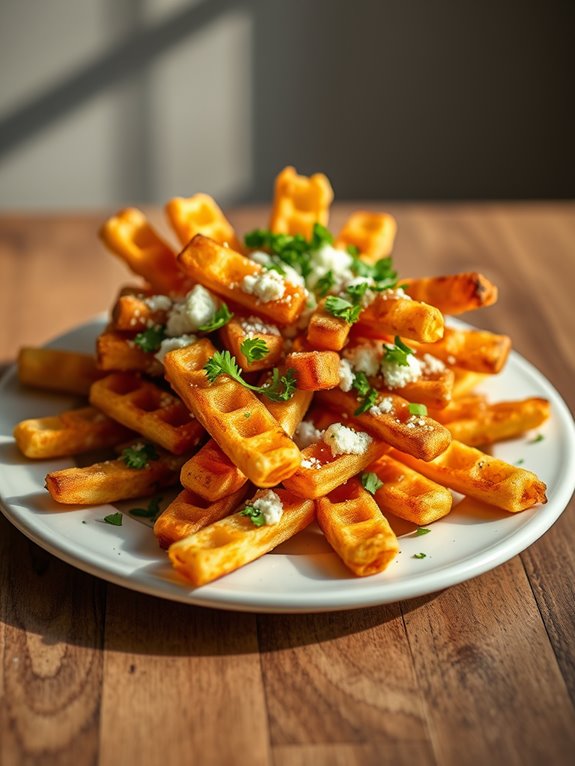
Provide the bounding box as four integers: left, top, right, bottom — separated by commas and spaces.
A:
0, 0, 573, 210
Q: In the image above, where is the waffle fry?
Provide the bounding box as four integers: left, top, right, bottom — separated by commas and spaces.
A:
317, 480, 399, 576
392, 441, 547, 512
409, 326, 511, 374
335, 211, 397, 262
99, 208, 189, 294
13, 406, 133, 459
90, 373, 205, 454
306, 299, 351, 350
269, 166, 334, 239
355, 294, 444, 343
219, 316, 283, 372
285, 351, 341, 391
168, 489, 315, 586
178, 234, 307, 324
367, 454, 453, 525
154, 486, 248, 549
451, 369, 490, 398
112, 289, 171, 332
402, 272, 498, 315
444, 397, 550, 446
166, 193, 242, 250
96, 329, 163, 376
18, 347, 102, 395
163, 341, 301, 487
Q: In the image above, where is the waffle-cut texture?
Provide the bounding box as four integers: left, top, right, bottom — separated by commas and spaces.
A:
335, 211, 397, 263
166, 193, 243, 251
269, 165, 334, 239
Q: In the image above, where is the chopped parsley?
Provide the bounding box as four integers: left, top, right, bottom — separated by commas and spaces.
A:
240, 337, 269, 364
414, 527, 431, 537
103, 512, 123, 526
515, 458, 525, 465
316, 270, 335, 297
361, 471, 384, 495
408, 403, 428, 416
528, 434, 544, 444
345, 280, 371, 304
346, 244, 360, 256
130, 496, 163, 519
241, 505, 266, 527
204, 350, 296, 402
121, 442, 159, 469
197, 302, 233, 333
243, 223, 334, 281
324, 295, 362, 324
384, 336, 414, 367
133, 325, 166, 353
351, 255, 397, 287
351, 371, 378, 415
412, 552, 427, 559
243, 411, 252, 419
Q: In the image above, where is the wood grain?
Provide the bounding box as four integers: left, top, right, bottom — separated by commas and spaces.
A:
1, 204, 574, 766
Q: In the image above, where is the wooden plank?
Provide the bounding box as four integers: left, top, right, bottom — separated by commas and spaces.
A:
273, 742, 433, 766
0, 514, 104, 765
98, 586, 270, 766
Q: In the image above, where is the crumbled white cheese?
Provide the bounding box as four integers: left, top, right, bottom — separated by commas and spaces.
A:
307, 244, 354, 292
249, 250, 272, 266
447, 354, 457, 365
294, 420, 324, 449
338, 358, 355, 392
144, 294, 173, 312
301, 456, 322, 469
241, 270, 286, 302
422, 353, 446, 375
377, 288, 412, 301
155, 334, 198, 363
165, 285, 218, 336
369, 396, 395, 416
240, 316, 281, 338
380, 353, 423, 389
343, 343, 381, 377
251, 490, 284, 525
322, 422, 372, 457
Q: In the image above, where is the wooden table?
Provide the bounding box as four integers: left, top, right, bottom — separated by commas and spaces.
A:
1, 204, 574, 765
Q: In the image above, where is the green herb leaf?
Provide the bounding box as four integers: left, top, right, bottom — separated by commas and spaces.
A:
351, 254, 397, 285
354, 388, 378, 415
346, 244, 360, 256
240, 337, 269, 364
243, 411, 251, 419
352, 372, 379, 415
413, 552, 427, 559
361, 472, 384, 495
241, 505, 266, 527
103, 512, 123, 526
345, 280, 371, 303
204, 350, 243, 385
130, 496, 163, 519
133, 325, 166, 353
515, 458, 525, 465
204, 352, 296, 402
528, 434, 544, 444
384, 336, 414, 367
197, 302, 233, 333
316, 270, 335, 297
310, 222, 334, 250
408, 403, 428, 416
121, 442, 159, 469
324, 295, 362, 324
261, 368, 297, 402
414, 527, 431, 536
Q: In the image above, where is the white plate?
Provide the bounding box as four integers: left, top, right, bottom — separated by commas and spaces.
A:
1, 317, 574, 613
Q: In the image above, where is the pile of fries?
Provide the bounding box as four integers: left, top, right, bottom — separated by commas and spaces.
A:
13, 166, 550, 586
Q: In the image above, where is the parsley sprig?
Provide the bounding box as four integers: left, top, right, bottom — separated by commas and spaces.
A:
384, 336, 414, 367
324, 295, 362, 324
198, 303, 233, 333
103, 512, 123, 526
241, 505, 266, 527
121, 443, 159, 469
351, 255, 398, 287
244, 223, 334, 280
408, 403, 428, 416
352, 371, 378, 415
361, 472, 384, 494
204, 350, 296, 402
134, 325, 166, 353
316, 270, 335, 297
130, 496, 163, 519
240, 337, 269, 364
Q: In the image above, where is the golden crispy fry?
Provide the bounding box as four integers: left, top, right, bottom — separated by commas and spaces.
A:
154, 486, 248, 549
316, 388, 452, 461
380, 368, 454, 410
409, 326, 511, 374
306, 298, 351, 351
165, 193, 242, 250
392, 441, 547, 512
335, 211, 397, 262
367, 454, 453, 525
269, 166, 334, 239
18, 347, 102, 396
317, 479, 399, 576
46, 447, 187, 505
285, 350, 341, 391
99, 208, 189, 294
13, 406, 133, 460
401, 272, 498, 315
163, 340, 301, 487
96, 329, 163, 376
178, 234, 307, 325
111, 290, 171, 333
168, 489, 315, 586
445, 397, 550, 446
428, 394, 488, 424
355, 294, 444, 343
90, 373, 205, 455
219, 316, 283, 372
451, 369, 490, 398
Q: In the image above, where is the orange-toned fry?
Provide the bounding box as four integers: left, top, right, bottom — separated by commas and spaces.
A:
219, 315, 283, 372
166, 193, 242, 250
153, 486, 248, 549
178, 235, 307, 325
112, 291, 172, 332
428, 394, 488, 424
285, 350, 340, 391
96, 329, 163, 376
18, 347, 102, 396
401, 272, 498, 315
335, 211, 397, 263
13, 406, 133, 460
164, 341, 301, 487
99, 208, 189, 294
317, 479, 399, 576
316, 388, 452, 461
168, 489, 315, 586
380, 368, 454, 410
269, 166, 334, 239
391, 441, 547, 512
451, 369, 490, 398
89, 373, 204, 455
355, 294, 444, 343
410, 326, 511, 374
306, 298, 352, 351
367, 454, 453, 525
445, 397, 550, 447
46, 447, 187, 505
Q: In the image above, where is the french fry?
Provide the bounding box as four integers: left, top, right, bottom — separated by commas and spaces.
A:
13, 406, 133, 459
451, 369, 490, 398
178, 234, 307, 325
219, 316, 283, 372
168, 489, 315, 586
153, 486, 248, 549
428, 394, 488, 424
401, 272, 498, 315
409, 326, 511, 374
391, 441, 547, 512
335, 211, 397, 262
96, 329, 163, 376
165, 193, 242, 250
306, 298, 351, 351
18, 347, 102, 395
445, 397, 550, 446
111, 289, 171, 332
285, 350, 341, 391
354, 294, 444, 343
317, 479, 399, 576
269, 165, 334, 239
